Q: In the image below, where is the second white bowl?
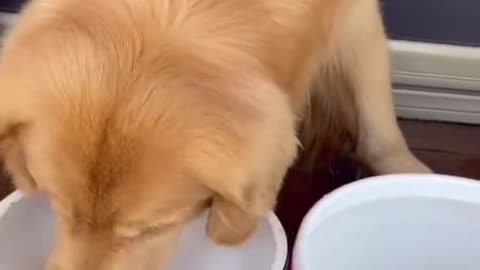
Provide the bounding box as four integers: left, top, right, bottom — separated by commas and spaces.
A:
293, 174, 480, 270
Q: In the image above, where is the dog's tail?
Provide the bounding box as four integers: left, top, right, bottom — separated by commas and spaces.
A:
296, 65, 358, 171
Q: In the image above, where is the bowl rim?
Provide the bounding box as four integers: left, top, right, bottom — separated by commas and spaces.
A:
0, 190, 23, 218
292, 173, 480, 270
0, 190, 288, 270
267, 211, 289, 270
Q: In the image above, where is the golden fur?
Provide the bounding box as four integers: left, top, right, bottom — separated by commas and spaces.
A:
0, 0, 431, 269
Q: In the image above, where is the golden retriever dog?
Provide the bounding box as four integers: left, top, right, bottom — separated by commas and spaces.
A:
0, 0, 431, 269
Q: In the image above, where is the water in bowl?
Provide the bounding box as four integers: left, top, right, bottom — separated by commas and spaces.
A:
307, 197, 480, 270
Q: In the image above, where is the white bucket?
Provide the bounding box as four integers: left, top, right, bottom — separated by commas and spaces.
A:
0, 192, 287, 270
292, 174, 480, 270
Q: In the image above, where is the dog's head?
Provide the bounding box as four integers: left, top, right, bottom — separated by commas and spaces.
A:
0, 2, 298, 269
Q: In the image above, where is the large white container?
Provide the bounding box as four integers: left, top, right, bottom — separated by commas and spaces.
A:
292, 174, 480, 270
0, 191, 287, 270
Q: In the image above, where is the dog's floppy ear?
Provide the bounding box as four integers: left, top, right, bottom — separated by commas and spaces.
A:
0, 77, 25, 138
0, 79, 36, 191
187, 76, 298, 246
0, 121, 37, 193
199, 110, 298, 246
0, 129, 37, 192
207, 197, 259, 246
0, 104, 16, 140
202, 134, 298, 246
205, 171, 279, 246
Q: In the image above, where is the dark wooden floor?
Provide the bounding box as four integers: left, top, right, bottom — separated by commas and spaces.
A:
400, 120, 480, 179
1, 120, 479, 258
0, 163, 12, 200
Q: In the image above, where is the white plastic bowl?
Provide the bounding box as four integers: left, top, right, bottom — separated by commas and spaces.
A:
0, 191, 287, 270
292, 174, 480, 270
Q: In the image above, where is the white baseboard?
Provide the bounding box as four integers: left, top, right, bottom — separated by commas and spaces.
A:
0, 12, 16, 27
391, 40, 480, 124
0, 12, 16, 44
